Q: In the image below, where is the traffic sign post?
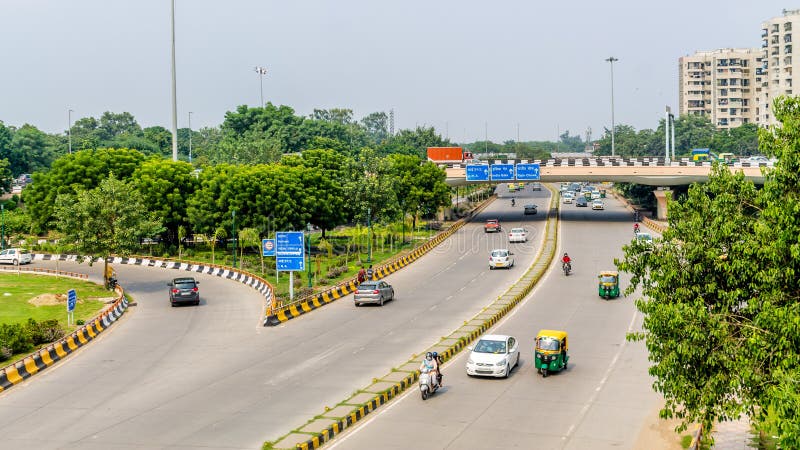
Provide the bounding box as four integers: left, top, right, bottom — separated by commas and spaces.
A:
67, 289, 76, 326
276, 232, 304, 302
490, 164, 515, 181
515, 163, 541, 180
465, 164, 490, 182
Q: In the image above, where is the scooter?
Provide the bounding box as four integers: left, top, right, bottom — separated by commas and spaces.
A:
562, 262, 571, 276
419, 370, 439, 400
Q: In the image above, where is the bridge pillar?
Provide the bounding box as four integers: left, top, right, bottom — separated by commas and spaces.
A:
653, 188, 672, 220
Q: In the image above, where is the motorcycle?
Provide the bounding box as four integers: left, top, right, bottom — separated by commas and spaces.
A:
562, 261, 571, 276
419, 370, 439, 400
634, 226, 640, 235
511, 198, 516, 207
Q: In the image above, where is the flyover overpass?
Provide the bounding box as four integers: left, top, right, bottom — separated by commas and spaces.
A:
444, 157, 771, 186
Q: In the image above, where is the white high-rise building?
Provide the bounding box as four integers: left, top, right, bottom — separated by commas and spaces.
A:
757, 9, 800, 126
678, 48, 760, 129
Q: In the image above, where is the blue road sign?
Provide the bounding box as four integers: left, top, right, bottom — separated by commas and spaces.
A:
262, 239, 276, 257
276, 232, 305, 271
67, 289, 77, 312
490, 164, 515, 181
515, 163, 541, 180
465, 164, 490, 182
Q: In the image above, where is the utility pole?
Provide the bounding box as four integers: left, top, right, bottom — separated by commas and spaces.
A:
170, 0, 179, 161
254, 66, 268, 107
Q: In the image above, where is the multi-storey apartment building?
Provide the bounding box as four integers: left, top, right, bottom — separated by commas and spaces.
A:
757, 9, 800, 126
678, 48, 760, 129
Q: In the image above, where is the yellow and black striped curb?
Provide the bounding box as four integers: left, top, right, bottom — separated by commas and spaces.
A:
642, 216, 667, 234
34, 253, 276, 322
264, 195, 497, 327
0, 282, 128, 394
269, 186, 559, 450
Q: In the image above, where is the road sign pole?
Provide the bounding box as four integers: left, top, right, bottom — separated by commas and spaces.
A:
289, 271, 294, 302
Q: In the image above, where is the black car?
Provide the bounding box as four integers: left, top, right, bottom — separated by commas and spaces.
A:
524, 204, 538, 215
575, 197, 588, 207
168, 277, 200, 306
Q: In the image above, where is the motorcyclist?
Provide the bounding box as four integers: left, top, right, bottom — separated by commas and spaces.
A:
511, 197, 516, 207
561, 253, 572, 273
419, 352, 439, 388
634, 223, 640, 234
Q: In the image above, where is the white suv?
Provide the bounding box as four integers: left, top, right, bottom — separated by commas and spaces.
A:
0, 248, 32, 265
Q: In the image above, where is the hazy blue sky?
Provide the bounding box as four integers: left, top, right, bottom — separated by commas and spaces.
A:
0, 1, 793, 143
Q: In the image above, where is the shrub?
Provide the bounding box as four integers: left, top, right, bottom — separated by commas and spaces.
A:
25, 318, 66, 345
76, 319, 85, 325
0, 323, 33, 359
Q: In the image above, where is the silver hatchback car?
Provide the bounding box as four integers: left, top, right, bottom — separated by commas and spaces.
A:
354, 280, 395, 306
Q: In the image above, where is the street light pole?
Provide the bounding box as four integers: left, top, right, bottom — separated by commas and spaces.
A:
254, 66, 268, 107
606, 56, 619, 157
231, 209, 237, 268
188, 111, 193, 164
170, 0, 179, 162
68, 109, 74, 154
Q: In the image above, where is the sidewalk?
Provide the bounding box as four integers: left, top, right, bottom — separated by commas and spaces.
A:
710, 418, 756, 449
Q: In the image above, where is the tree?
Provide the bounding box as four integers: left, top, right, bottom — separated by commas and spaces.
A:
97, 111, 142, 141
131, 157, 198, 246
7, 124, 53, 175
0, 159, 11, 193
616, 96, 800, 447
54, 174, 163, 286
311, 108, 353, 124
237, 227, 260, 262
360, 111, 389, 144
210, 226, 227, 264
23, 148, 146, 232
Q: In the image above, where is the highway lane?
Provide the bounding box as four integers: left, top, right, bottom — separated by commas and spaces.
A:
329, 189, 660, 450
0, 186, 554, 449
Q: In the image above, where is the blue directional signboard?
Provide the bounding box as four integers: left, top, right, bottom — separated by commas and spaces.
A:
276, 232, 304, 271
262, 239, 276, 257
515, 163, 541, 181
465, 164, 489, 182
67, 289, 77, 312
490, 163, 515, 181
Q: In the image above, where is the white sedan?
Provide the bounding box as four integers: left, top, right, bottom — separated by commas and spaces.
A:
489, 249, 514, 269
592, 199, 604, 210
508, 227, 528, 243
562, 193, 574, 204
466, 334, 520, 378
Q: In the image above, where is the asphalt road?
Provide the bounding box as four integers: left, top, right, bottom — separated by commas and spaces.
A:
327, 191, 660, 450
0, 186, 553, 449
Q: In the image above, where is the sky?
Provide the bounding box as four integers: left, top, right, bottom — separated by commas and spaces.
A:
0, 1, 794, 143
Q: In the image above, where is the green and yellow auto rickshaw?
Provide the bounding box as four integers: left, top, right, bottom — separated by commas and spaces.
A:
534, 330, 569, 377
598, 270, 620, 299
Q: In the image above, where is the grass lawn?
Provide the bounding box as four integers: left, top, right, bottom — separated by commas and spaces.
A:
0, 273, 111, 328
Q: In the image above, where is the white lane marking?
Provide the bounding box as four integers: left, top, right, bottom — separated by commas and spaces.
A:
445, 295, 453, 301
562, 308, 639, 441
429, 305, 437, 311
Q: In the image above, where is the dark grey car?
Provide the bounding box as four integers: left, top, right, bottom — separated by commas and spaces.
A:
354, 280, 394, 306
168, 277, 200, 306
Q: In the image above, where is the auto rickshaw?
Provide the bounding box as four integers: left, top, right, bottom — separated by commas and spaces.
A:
598, 270, 620, 299
534, 330, 568, 377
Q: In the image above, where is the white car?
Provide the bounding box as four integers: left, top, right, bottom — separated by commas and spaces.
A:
508, 228, 528, 243
489, 249, 514, 269
592, 199, 604, 210
562, 192, 574, 204
466, 334, 520, 378
0, 248, 32, 265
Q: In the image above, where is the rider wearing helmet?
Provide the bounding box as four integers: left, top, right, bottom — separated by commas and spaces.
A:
634, 223, 640, 234
561, 253, 572, 273
419, 352, 439, 387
